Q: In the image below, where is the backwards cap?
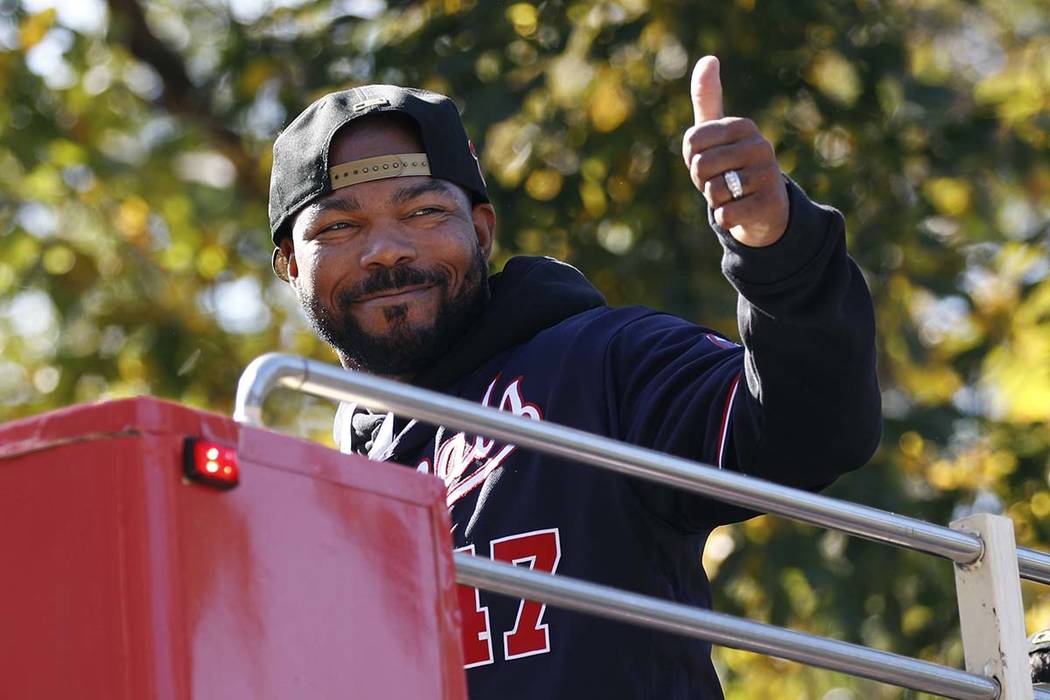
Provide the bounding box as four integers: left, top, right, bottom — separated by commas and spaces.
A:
268, 85, 489, 278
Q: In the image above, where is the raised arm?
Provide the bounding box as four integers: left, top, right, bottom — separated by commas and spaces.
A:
681, 55, 881, 497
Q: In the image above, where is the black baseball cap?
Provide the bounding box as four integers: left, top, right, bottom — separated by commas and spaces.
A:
268, 85, 489, 279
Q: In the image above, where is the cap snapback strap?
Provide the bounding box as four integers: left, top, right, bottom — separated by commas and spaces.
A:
329, 153, 430, 190
272, 152, 435, 282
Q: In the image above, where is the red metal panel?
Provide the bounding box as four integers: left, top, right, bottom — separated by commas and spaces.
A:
0, 436, 154, 698
0, 398, 466, 699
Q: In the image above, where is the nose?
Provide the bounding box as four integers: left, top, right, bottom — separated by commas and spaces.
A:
358, 225, 417, 270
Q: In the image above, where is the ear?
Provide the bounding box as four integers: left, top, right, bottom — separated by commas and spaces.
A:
276, 237, 299, 285
471, 203, 496, 261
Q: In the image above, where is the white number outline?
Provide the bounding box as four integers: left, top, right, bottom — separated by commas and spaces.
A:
489, 528, 562, 660
455, 544, 494, 668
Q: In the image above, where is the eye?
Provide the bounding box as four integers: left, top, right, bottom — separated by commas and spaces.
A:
311, 221, 358, 239
411, 206, 445, 217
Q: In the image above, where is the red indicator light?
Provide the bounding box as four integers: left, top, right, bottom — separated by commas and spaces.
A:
183, 438, 239, 489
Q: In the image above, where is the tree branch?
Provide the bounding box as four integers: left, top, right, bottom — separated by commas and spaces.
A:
105, 0, 267, 198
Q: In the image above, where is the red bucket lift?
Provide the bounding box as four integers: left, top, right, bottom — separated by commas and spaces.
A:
0, 397, 467, 699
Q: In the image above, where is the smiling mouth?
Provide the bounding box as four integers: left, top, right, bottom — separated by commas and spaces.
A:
352, 283, 435, 304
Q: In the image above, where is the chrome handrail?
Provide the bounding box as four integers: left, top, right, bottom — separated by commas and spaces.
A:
233, 353, 1050, 585
234, 352, 1050, 698
455, 554, 1003, 700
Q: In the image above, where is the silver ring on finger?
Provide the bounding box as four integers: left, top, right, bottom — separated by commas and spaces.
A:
724, 169, 744, 200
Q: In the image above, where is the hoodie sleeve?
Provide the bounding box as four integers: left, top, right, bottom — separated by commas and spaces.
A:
606, 178, 881, 529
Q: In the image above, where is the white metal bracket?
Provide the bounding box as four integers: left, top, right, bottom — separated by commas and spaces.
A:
951, 513, 1033, 699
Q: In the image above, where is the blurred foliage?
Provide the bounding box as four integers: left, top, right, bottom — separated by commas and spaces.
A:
1, 0, 1050, 696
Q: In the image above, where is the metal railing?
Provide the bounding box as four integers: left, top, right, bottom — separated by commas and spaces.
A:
455, 554, 1001, 699
234, 353, 1050, 700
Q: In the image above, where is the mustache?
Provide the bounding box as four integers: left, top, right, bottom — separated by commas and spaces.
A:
337, 265, 451, 305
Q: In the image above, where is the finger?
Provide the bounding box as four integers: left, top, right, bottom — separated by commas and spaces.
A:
689, 138, 773, 189
702, 164, 782, 210
713, 189, 778, 230
682, 118, 760, 164
691, 55, 723, 124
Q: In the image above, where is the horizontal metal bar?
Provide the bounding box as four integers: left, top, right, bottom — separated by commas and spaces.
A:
233, 353, 1050, 585
454, 553, 999, 699
1018, 547, 1050, 587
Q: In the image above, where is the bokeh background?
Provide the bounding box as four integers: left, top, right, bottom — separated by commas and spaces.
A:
2, 0, 1049, 696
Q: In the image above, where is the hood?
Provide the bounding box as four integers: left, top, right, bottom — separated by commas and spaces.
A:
336, 255, 606, 456
413, 255, 606, 389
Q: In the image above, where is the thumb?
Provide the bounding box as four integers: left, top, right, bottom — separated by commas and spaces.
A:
691, 55, 723, 124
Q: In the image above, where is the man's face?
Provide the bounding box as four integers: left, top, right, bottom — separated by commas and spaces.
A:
282, 117, 496, 377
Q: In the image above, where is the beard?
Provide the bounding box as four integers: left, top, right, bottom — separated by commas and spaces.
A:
300, 244, 490, 377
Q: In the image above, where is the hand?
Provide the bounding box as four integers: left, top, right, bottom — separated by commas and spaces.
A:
682, 56, 789, 247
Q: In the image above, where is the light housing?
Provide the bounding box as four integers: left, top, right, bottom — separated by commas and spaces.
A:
183, 438, 239, 490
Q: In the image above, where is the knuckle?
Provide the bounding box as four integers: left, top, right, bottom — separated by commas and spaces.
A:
755, 142, 775, 163
691, 122, 714, 139
717, 205, 735, 228
691, 154, 704, 177
683, 134, 703, 158
746, 139, 769, 160
691, 169, 705, 192
731, 117, 757, 134
693, 154, 715, 180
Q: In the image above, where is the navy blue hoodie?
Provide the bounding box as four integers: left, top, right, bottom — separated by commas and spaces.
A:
335, 179, 881, 699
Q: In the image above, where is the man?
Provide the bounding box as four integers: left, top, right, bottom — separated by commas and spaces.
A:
1032, 629, 1050, 688
268, 56, 881, 699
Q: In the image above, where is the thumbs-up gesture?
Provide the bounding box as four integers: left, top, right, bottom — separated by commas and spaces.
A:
682, 56, 789, 247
